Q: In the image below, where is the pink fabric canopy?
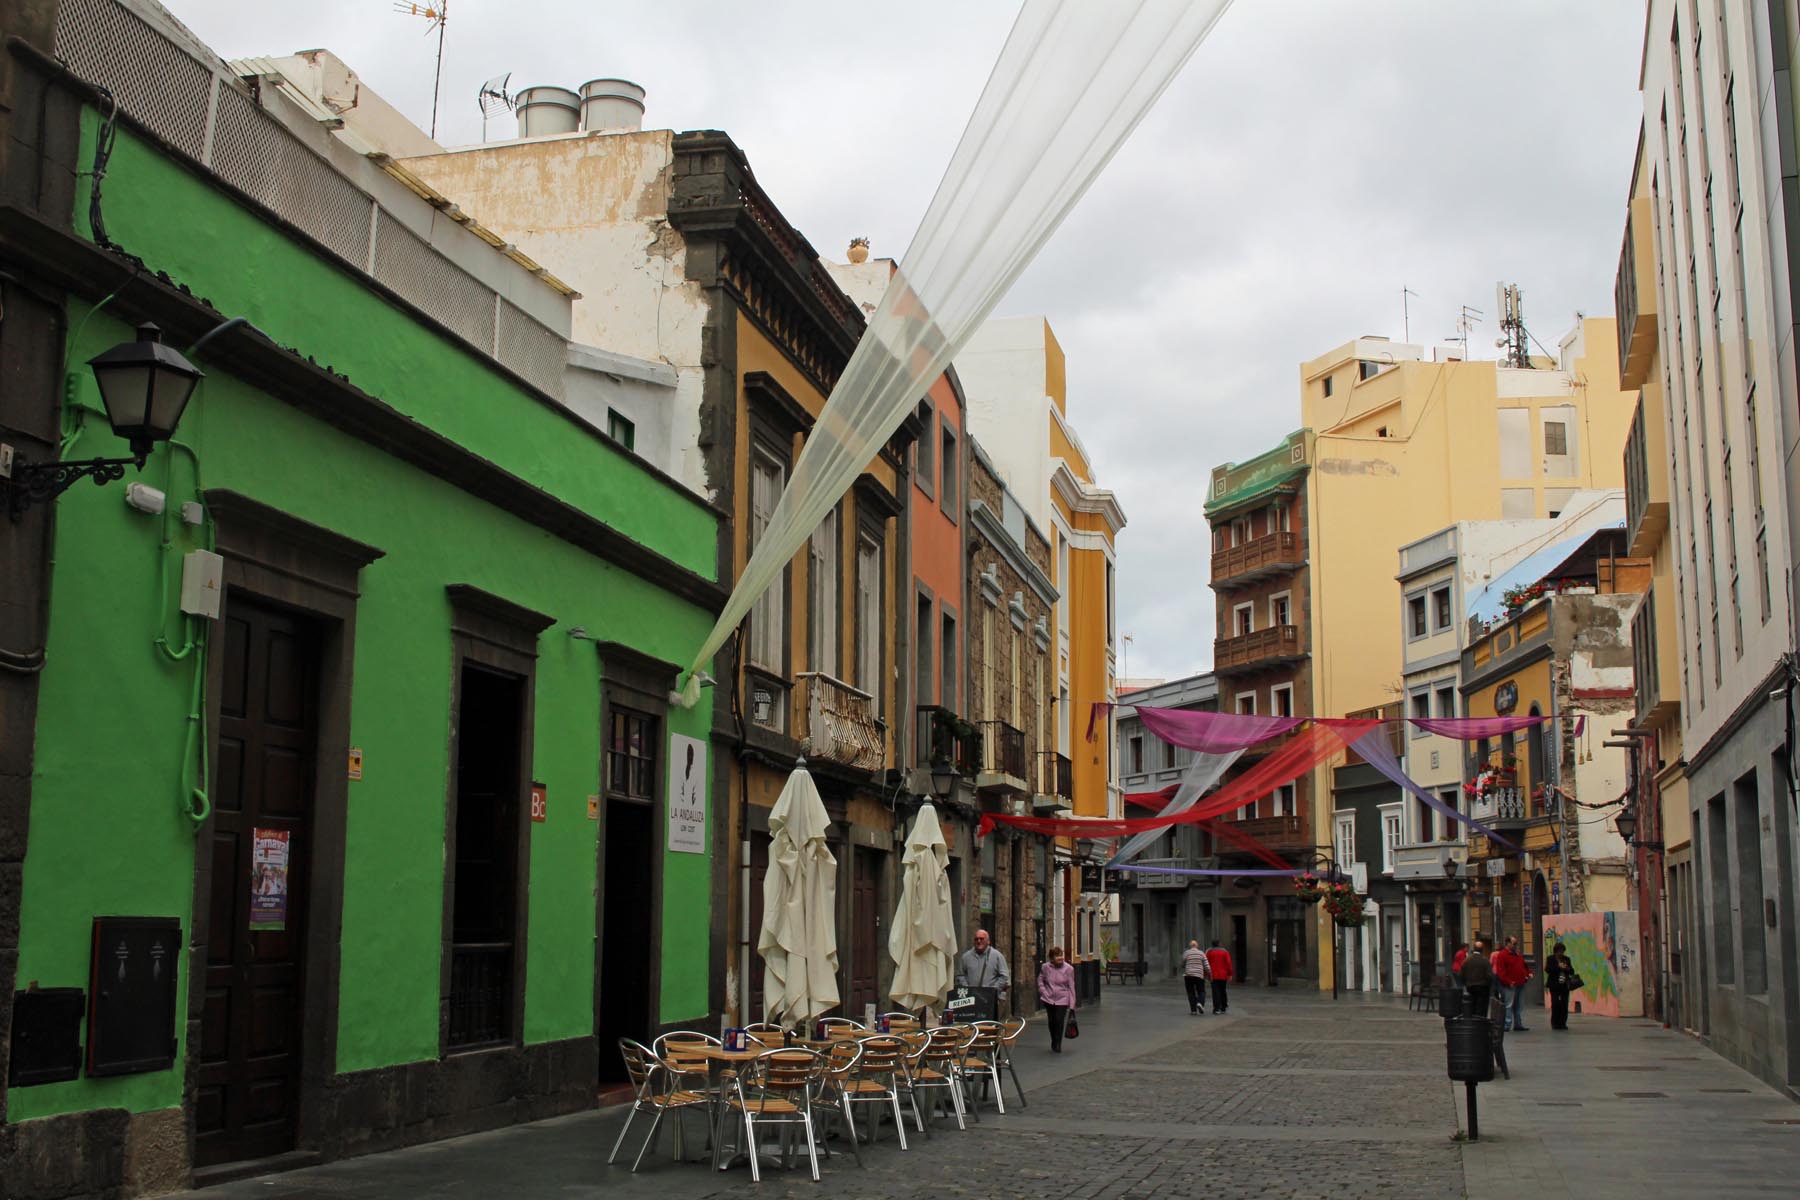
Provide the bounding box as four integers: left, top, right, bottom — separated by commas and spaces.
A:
1406, 715, 1550, 739
1135, 707, 1305, 752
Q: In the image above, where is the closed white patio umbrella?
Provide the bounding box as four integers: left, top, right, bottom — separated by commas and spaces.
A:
889, 803, 955, 1013
758, 762, 840, 1027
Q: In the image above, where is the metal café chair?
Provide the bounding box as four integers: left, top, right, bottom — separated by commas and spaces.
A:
713, 1046, 829, 1183
609, 1039, 712, 1172
745, 1020, 787, 1048
901, 1026, 973, 1134
952, 1020, 1007, 1117
880, 1011, 922, 1034
837, 1034, 911, 1149
993, 1016, 1029, 1109
818, 1015, 867, 1037
810, 1041, 867, 1166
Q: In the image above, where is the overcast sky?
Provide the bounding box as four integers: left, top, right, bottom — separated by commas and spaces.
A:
163, 0, 1646, 682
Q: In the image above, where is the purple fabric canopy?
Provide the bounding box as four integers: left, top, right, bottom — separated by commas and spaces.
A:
1408, 715, 1549, 739
1351, 730, 1519, 851
1135, 707, 1305, 752
1109, 865, 1333, 878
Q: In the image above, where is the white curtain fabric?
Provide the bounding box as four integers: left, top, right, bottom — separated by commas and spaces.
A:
1105, 748, 1243, 868
759, 766, 841, 1025
889, 804, 957, 1012
678, 0, 1235, 703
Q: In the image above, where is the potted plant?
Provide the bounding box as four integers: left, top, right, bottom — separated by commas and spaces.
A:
1292, 872, 1326, 902
1321, 880, 1367, 925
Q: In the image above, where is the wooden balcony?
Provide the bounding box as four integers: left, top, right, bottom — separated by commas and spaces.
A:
1211, 530, 1304, 588
794, 672, 884, 771
1225, 813, 1309, 852
1213, 624, 1304, 675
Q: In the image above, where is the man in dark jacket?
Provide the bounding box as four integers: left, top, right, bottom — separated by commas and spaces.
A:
1457, 936, 1493, 1017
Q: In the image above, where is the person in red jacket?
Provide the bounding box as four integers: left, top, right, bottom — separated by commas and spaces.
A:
1490, 935, 1531, 1031
1451, 942, 1469, 975
1205, 940, 1234, 1013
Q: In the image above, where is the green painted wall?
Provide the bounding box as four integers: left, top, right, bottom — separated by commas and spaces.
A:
10, 111, 718, 1122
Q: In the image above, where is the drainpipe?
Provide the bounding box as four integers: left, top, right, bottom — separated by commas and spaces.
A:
1552, 665, 1573, 912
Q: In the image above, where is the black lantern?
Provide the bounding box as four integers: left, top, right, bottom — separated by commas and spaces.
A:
87, 323, 203, 458
6, 322, 203, 519
930, 761, 959, 801
1613, 807, 1638, 844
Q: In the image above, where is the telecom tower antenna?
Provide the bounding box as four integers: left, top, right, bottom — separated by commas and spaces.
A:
393, 2, 449, 140
478, 72, 513, 142
1448, 304, 1483, 361
1495, 282, 1530, 368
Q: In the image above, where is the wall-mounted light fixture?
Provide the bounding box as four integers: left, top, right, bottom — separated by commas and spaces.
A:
5, 323, 202, 520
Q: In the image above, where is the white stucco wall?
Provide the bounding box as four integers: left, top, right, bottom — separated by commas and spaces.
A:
956, 316, 1055, 531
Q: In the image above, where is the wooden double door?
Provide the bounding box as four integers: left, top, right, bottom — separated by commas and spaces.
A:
196, 597, 319, 1168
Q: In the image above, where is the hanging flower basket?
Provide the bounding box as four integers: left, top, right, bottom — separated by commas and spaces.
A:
1292, 872, 1326, 903
1321, 880, 1366, 925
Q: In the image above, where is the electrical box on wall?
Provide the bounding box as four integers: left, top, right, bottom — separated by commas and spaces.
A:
179, 550, 223, 618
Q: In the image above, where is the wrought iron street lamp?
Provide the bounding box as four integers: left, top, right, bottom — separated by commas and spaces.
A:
6, 323, 202, 519
930, 761, 959, 802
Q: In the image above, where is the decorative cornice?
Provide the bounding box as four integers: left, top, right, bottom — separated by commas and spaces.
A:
743, 371, 813, 438
853, 472, 905, 520
969, 500, 1058, 608
1050, 460, 1126, 536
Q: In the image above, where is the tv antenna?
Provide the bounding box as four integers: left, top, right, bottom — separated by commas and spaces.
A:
478, 72, 513, 142
1495, 282, 1530, 368
1447, 304, 1483, 361
393, 2, 449, 140
1402, 286, 1420, 343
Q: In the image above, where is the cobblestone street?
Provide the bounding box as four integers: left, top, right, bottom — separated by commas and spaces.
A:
163, 982, 1800, 1200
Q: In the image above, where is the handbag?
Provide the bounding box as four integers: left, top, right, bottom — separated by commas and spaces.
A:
1570, 974, 1585, 992
1063, 1012, 1080, 1039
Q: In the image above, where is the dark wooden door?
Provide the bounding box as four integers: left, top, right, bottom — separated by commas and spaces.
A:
747, 833, 770, 1021
849, 848, 879, 1017
197, 598, 318, 1167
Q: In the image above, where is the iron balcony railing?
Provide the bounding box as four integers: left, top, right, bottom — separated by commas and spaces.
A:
1123, 857, 1192, 889
915, 705, 979, 775
1210, 530, 1305, 588
794, 672, 884, 771
979, 720, 1028, 783
1038, 750, 1073, 799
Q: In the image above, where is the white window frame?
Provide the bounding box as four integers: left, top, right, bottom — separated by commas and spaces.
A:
1379, 804, 1403, 875
1405, 591, 1428, 641
1409, 689, 1431, 736
1233, 603, 1254, 637
1431, 584, 1453, 633
1270, 682, 1294, 718
1438, 787, 1462, 844
1128, 734, 1144, 775
1235, 691, 1257, 716
1436, 683, 1457, 719
1334, 811, 1356, 873
855, 530, 882, 710
1269, 590, 1293, 629
1272, 783, 1296, 818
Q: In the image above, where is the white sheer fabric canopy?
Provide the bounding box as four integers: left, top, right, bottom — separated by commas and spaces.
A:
1105, 748, 1242, 868
679, 0, 1234, 703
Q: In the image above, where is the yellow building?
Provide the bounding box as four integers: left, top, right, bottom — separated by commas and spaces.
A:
1615, 128, 1689, 1028
957, 316, 1124, 964
1298, 318, 1637, 989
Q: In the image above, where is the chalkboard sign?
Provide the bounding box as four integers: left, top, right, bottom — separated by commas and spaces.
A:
86, 916, 181, 1077
7, 987, 85, 1086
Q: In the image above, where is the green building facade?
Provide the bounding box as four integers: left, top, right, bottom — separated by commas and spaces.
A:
0, 2, 722, 1193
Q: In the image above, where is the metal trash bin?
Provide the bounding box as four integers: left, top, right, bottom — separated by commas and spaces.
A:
1445, 1015, 1495, 1083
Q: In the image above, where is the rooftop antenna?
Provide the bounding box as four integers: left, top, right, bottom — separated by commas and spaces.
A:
477, 71, 513, 142
1447, 304, 1483, 361
393, 2, 448, 140
1402, 286, 1419, 343
1495, 282, 1530, 368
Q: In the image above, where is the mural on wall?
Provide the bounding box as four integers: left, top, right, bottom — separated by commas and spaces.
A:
1541, 911, 1642, 1018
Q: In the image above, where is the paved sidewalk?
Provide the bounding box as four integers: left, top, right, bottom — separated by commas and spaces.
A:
1462, 1014, 1800, 1198
165, 984, 1800, 1199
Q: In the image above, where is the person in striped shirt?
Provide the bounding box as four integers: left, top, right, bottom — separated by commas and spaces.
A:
1181, 940, 1212, 1014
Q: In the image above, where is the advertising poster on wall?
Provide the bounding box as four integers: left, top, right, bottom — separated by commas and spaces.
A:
250, 828, 290, 930
668, 733, 707, 853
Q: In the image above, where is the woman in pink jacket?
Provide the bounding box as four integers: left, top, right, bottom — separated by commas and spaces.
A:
1037, 946, 1078, 1052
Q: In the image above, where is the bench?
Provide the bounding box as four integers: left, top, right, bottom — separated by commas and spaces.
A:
1103, 960, 1147, 985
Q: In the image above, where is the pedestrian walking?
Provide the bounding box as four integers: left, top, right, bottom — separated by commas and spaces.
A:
1205, 939, 1234, 1013
1180, 939, 1211, 1013
1037, 946, 1077, 1052
1451, 942, 1469, 975
1491, 935, 1530, 1031
1487, 987, 1510, 1080
1458, 937, 1493, 1017
957, 927, 1010, 1019
1544, 941, 1580, 1030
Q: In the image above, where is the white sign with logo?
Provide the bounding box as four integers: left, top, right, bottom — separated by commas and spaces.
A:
667, 733, 707, 854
